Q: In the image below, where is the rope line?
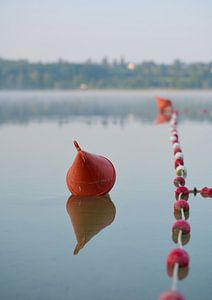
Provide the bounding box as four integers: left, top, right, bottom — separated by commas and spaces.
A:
181, 208, 185, 221
177, 230, 183, 249
159, 104, 212, 299
170, 113, 186, 291
171, 263, 179, 291
159, 109, 190, 300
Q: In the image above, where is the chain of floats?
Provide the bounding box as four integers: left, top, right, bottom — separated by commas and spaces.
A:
159, 110, 191, 300
157, 107, 212, 299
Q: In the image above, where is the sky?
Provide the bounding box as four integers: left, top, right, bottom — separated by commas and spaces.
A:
0, 0, 212, 63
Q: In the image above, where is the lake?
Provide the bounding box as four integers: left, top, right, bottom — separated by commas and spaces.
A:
0, 90, 212, 300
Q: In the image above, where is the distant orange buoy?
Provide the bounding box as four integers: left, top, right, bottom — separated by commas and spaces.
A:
155, 96, 173, 113
66, 141, 116, 196
155, 96, 173, 124
66, 194, 116, 255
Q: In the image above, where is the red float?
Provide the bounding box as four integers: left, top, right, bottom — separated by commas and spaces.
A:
174, 147, 182, 155
170, 135, 178, 142
172, 220, 191, 235
174, 159, 184, 169
172, 220, 191, 245
175, 187, 189, 201
175, 152, 183, 160
173, 177, 185, 187
167, 248, 189, 269
200, 187, 212, 198
173, 143, 180, 150
158, 290, 185, 300
174, 200, 189, 220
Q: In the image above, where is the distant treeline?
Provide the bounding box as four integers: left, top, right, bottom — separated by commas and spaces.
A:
0, 58, 212, 89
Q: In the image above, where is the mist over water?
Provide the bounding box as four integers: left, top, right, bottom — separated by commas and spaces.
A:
0, 91, 212, 126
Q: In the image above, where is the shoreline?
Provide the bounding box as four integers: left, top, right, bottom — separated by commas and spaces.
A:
1, 88, 212, 93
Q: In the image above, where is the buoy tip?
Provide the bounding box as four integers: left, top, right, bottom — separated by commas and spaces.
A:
73, 244, 81, 255
73, 140, 82, 152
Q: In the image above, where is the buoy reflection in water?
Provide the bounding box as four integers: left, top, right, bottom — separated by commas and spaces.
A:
66, 193, 116, 255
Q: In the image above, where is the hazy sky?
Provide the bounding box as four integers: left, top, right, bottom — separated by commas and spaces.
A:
0, 0, 211, 63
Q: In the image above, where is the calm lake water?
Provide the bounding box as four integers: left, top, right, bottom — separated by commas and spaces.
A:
0, 90, 212, 300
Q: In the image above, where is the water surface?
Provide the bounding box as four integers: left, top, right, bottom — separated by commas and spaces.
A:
0, 91, 212, 300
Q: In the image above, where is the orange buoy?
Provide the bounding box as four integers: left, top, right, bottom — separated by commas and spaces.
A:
66, 194, 116, 255
66, 141, 116, 196
155, 96, 173, 124
155, 96, 173, 113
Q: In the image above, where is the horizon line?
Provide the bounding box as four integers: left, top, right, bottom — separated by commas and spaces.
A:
1, 56, 212, 65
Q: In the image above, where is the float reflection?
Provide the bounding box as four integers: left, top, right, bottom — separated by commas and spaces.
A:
66, 193, 116, 255
155, 112, 172, 124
